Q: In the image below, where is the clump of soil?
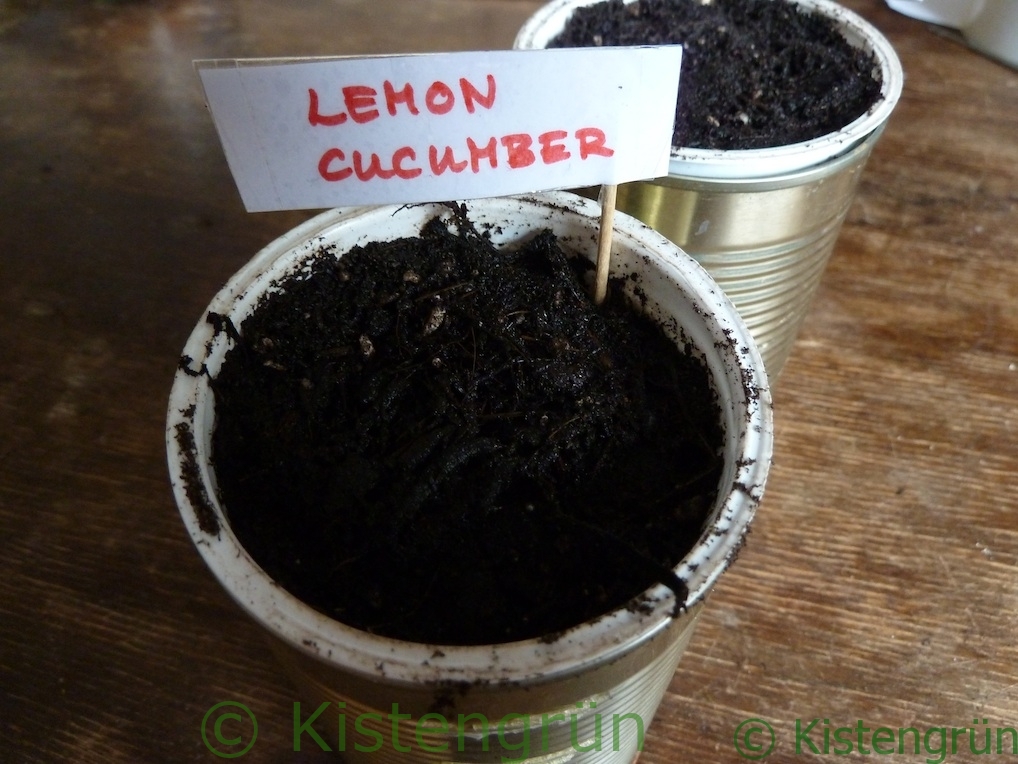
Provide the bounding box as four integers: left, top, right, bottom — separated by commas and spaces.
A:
209, 207, 723, 645
549, 0, 883, 150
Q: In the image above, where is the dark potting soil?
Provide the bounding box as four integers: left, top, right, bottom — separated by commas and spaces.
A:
209, 208, 723, 645
549, 0, 883, 150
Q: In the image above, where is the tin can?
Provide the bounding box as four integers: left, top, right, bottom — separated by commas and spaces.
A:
515, 0, 904, 378
166, 192, 773, 763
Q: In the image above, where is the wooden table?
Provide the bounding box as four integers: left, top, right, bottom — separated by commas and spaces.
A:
2, 1, 1016, 761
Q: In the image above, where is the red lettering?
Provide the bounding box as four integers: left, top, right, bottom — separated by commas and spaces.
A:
318, 148, 352, 182
383, 81, 419, 117
576, 127, 615, 160
353, 151, 397, 181
467, 137, 498, 173
392, 147, 422, 179
308, 88, 347, 127
501, 134, 536, 169
343, 85, 379, 124
460, 74, 496, 114
425, 81, 455, 115
538, 130, 570, 164
429, 145, 468, 175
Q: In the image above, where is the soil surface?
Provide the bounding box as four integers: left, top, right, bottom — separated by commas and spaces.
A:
549, 0, 883, 150
210, 208, 723, 645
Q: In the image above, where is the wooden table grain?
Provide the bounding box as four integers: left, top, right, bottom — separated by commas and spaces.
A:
1, 1, 1016, 762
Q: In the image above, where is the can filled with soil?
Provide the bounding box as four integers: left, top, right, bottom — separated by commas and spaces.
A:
166, 192, 773, 763
515, 0, 904, 378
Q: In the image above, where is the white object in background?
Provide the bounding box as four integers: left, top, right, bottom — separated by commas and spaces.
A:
887, 0, 1018, 69
963, 0, 1018, 68
885, 0, 978, 27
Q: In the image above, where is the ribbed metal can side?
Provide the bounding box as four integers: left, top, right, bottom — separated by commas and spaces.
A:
273, 605, 703, 763
613, 133, 878, 379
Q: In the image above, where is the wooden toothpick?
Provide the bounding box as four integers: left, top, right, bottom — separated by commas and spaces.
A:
594, 183, 618, 306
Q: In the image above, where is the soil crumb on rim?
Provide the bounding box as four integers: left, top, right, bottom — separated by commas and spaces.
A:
174, 417, 220, 536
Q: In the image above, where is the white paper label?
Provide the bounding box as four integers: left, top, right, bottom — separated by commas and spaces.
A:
196, 48, 682, 212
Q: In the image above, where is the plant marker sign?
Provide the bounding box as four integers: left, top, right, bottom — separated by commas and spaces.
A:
196, 48, 682, 212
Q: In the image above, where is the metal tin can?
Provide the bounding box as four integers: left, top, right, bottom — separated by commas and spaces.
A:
167, 193, 773, 763
609, 131, 883, 377
515, 0, 904, 378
